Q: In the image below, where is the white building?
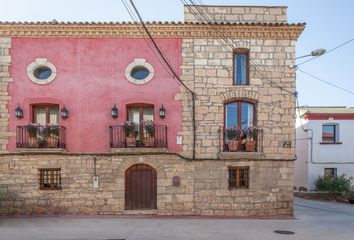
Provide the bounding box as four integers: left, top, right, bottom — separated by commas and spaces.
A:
295, 106, 354, 190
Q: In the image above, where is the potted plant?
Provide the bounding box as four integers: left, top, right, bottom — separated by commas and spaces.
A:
43, 124, 60, 147
242, 126, 260, 152
124, 121, 137, 147
142, 120, 155, 147
226, 126, 240, 151
26, 123, 40, 147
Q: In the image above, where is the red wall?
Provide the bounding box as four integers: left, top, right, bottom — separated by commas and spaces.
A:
8, 37, 183, 153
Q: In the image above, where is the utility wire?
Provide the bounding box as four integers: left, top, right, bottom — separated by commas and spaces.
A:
121, 0, 179, 83
182, 0, 296, 95
296, 38, 354, 66
295, 91, 306, 131
298, 68, 354, 95
128, 0, 194, 94
126, 0, 196, 160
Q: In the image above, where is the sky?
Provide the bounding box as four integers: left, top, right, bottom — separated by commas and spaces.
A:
1, 0, 353, 106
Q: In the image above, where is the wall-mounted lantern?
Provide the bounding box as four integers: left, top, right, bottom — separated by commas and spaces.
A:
159, 104, 166, 119
111, 104, 118, 119
60, 107, 69, 120
15, 106, 24, 119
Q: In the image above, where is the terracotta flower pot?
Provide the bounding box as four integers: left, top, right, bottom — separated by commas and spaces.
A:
245, 140, 256, 152
143, 136, 155, 147
46, 136, 59, 148
28, 137, 39, 147
228, 140, 238, 152
126, 136, 136, 147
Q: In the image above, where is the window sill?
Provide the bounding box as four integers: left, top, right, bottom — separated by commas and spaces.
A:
16, 148, 66, 153
220, 151, 264, 160
319, 142, 343, 145
110, 147, 167, 154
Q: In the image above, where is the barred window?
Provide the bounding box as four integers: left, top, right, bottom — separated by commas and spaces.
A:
39, 168, 61, 190
228, 166, 249, 189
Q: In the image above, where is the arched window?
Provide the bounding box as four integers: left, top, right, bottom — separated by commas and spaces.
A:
224, 100, 257, 152
225, 101, 255, 129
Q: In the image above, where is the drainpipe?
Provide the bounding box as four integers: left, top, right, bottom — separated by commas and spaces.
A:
304, 129, 313, 164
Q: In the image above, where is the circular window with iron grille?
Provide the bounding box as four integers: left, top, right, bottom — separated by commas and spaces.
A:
27, 58, 57, 84
125, 58, 154, 84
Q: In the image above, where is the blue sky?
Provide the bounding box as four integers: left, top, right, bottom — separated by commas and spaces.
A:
1, 0, 353, 106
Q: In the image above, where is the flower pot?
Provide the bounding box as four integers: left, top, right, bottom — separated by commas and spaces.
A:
143, 136, 155, 147
228, 140, 238, 152
245, 140, 256, 152
126, 136, 136, 147
46, 136, 59, 148
28, 137, 39, 147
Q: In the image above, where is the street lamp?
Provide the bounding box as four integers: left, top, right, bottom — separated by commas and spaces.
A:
296, 48, 326, 59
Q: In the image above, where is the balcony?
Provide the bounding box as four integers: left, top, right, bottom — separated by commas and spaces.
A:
16, 124, 66, 149
109, 124, 167, 148
109, 123, 167, 149
221, 128, 264, 160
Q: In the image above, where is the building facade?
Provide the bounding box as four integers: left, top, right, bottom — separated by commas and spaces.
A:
295, 106, 354, 190
0, 5, 304, 216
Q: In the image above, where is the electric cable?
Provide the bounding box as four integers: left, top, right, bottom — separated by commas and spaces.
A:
298, 68, 354, 96
296, 38, 354, 66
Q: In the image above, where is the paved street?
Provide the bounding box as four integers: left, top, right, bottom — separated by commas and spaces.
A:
1, 197, 354, 240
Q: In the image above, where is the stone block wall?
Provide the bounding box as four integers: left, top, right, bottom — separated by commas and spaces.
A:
0, 153, 293, 216
179, 37, 297, 160
0, 38, 14, 154
184, 5, 288, 23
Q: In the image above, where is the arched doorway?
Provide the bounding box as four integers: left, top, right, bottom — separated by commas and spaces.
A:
125, 164, 157, 210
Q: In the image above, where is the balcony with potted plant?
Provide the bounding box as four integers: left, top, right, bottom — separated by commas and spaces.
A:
109, 121, 167, 153
221, 126, 263, 160
16, 124, 66, 152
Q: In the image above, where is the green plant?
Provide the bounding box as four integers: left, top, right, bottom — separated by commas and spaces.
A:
241, 126, 260, 141
142, 120, 155, 137
315, 174, 352, 197
226, 126, 240, 140
43, 124, 60, 137
124, 121, 137, 136
26, 123, 39, 136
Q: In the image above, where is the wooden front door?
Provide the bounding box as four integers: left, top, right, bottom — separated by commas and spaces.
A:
125, 164, 157, 210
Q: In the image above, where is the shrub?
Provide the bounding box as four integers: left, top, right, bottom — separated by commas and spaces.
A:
315, 174, 352, 197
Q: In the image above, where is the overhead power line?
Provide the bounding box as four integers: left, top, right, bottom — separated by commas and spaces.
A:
125, 0, 197, 160
121, 0, 179, 84
182, 0, 296, 95
298, 68, 354, 95
296, 38, 354, 66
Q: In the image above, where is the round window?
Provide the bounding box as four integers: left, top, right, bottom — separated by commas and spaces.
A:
125, 59, 154, 85
33, 66, 52, 80
27, 58, 57, 85
130, 66, 150, 80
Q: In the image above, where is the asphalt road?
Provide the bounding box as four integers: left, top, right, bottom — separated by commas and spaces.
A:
0, 197, 354, 240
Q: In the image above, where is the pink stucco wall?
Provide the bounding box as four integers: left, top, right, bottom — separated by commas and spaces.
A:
8, 37, 183, 153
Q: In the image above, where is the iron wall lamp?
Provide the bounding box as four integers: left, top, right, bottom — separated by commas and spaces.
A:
15, 106, 24, 119
111, 104, 118, 119
159, 104, 166, 119
61, 107, 69, 120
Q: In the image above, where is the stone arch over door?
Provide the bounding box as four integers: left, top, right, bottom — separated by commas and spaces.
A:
125, 164, 157, 210
117, 157, 166, 178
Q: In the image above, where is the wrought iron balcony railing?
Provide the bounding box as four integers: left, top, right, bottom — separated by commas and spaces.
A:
109, 124, 167, 148
223, 128, 263, 152
16, 124, 66, 149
